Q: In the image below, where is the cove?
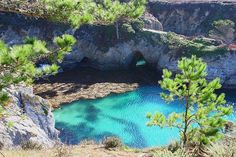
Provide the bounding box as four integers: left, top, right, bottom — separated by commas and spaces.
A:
53, 86, 236, 148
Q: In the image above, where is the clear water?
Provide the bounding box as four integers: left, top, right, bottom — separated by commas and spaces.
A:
136, 59, 146, 66
53, 86, 236, 148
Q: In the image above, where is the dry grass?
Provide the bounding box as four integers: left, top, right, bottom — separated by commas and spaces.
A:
1, 138, 236, 157
1, 144, 145, 157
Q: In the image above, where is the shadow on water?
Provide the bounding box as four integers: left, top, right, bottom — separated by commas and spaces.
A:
84, 104, 101, 122
56, 104, 147, 147
56, 121, 115, 144
101, 114, 147, 147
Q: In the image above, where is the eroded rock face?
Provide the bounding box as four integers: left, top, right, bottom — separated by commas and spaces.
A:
68, 32, 236, 88
1, 8, 236, 88
149, 0, 236, 39
142, 12, 163, 31
0, 85, 59, 149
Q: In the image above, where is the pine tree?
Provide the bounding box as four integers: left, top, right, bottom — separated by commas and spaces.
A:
1, 0, 147, 39
147, 56, 233, 147
0, 35, 76, 117
0, 0, 146, 117
44, 0, 146, 39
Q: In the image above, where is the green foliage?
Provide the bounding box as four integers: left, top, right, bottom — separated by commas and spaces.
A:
209, 19, 235, 44
147, 56, 233, 147
21, 141, 43, 150
0, 35, 76, 116
213, 19, 235, 28
131, 19, 145, 32
102, 136, 123, 149
43, 0, 146, 40
43, 0, 147, 28
162, 32, 228, 57
121, 23, 136, 34
120, 18, 144, 36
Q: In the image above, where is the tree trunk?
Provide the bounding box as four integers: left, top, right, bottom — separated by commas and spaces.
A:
115, 21, 120, 40
183, 100, 189, 146
183, 81, 191, 146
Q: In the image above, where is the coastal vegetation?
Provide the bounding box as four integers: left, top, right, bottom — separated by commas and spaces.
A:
0, 35, 76, 117
161, 32, 228, 57
147, 56, 233, 155
209, 19, 235, 44
0, 0, 147, 117
0, 0, 236, 157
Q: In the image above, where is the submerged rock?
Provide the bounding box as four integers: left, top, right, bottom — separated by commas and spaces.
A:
0, 85, 59, 149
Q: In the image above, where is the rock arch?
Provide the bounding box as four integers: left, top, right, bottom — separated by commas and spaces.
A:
130, 51, 148, 68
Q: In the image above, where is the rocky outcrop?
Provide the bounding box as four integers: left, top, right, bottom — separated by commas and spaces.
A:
149, 0, 236, 39
225, 121, 236, 138
1, 7, 236, 88
0, 85, 59, 149
67, 30, 236, 88
142, 12, 163, 31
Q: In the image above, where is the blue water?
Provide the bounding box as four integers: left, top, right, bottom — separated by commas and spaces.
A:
53, 86, 236, 148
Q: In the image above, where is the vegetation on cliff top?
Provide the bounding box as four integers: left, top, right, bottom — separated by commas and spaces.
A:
209, 19, 235, 44
0, 0, 147, 117
161, 32, 228, 57
0, 35, 76, 117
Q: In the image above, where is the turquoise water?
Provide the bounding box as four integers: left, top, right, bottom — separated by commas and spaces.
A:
54, 86, 236, 148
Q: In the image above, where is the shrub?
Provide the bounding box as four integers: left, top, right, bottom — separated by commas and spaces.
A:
209, 19, 235, 44
131, 19, 145, 32
213, 19, 235, 28
161, 32, 228, 57
167, 141, 180, 153
102, 136, 123, 149
21, 141, 42, 150
121, 23, 135, 34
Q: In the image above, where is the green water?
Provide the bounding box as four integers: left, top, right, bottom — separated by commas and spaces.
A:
54, 86, 236, 148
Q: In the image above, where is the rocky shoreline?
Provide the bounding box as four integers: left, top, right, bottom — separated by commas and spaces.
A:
34, 66, 160, 108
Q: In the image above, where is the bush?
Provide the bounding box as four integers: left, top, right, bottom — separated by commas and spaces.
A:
161, 32, 228, 57
209, 19, 235, 44
21, 141, 42, 150
213, 19, 235, 28
121, 23, 135, 35
102, 136, 123, 149
131, 19, 145, 32
167, 141, 180, 153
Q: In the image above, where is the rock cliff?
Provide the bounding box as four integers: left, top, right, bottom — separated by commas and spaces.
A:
149, 0, 236, 38
0, 1, 236, 88
0, 85, 58, 149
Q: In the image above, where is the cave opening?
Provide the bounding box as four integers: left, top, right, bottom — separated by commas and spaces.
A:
131, 51, 147, 68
